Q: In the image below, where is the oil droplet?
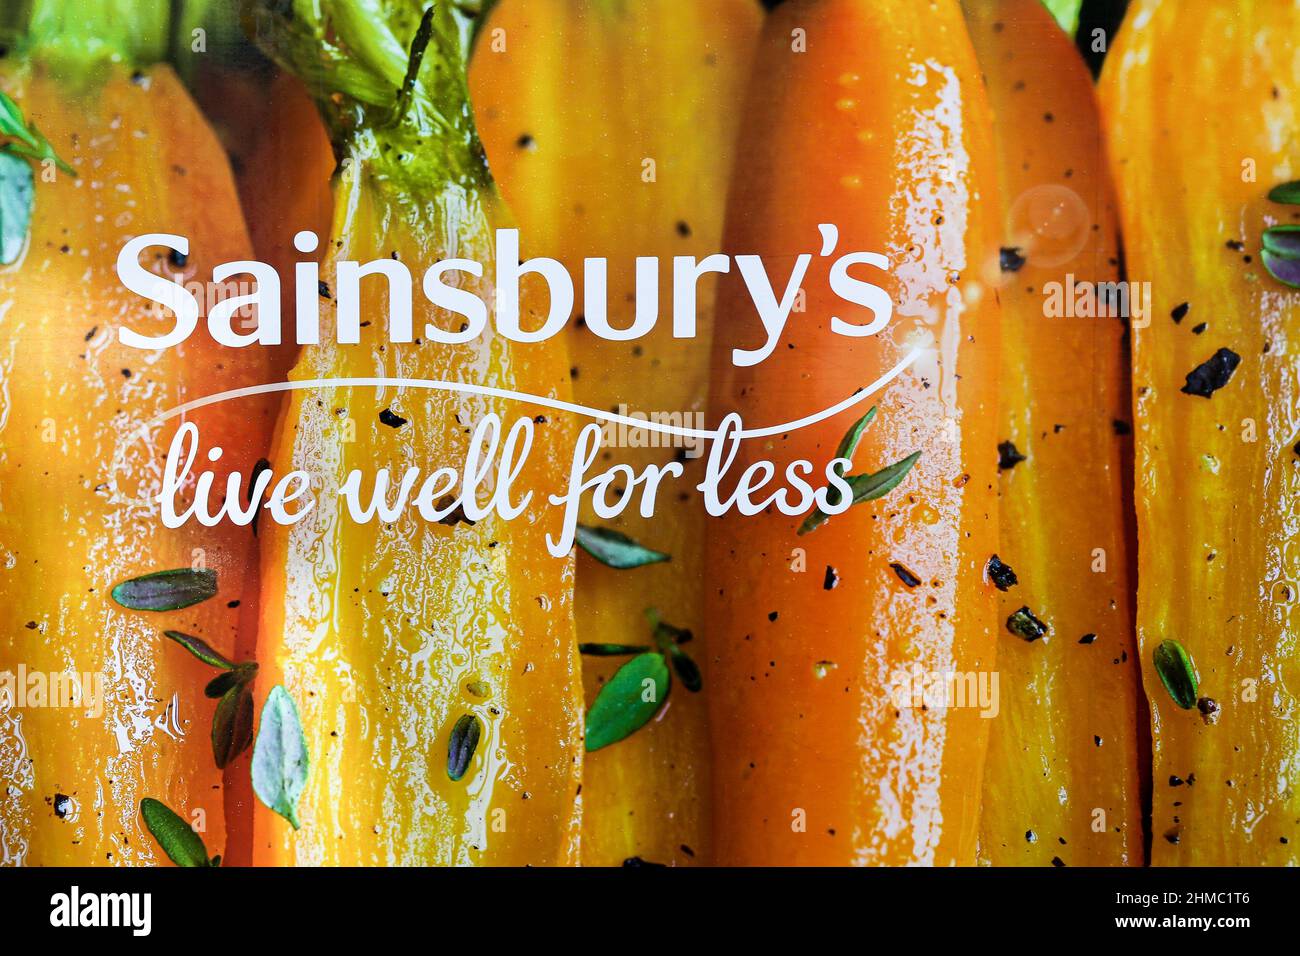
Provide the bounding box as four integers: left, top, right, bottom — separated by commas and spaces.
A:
913, 503, 941, 525
835, 97, 857, 112
813, 660, 838, 679
840, 174, 863, 190
838, 72, 860, 86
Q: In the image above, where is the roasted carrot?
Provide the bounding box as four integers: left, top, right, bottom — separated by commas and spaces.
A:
470, 0, 761, 867
247, 0, 582, 865
233, 71, 333, 384
962, 0, 1143, 866
705, 0, 1001, 866
1100, 0, 1300, 865
0, 1, 274, 865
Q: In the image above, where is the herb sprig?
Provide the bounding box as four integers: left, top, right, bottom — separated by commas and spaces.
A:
139, 798, 220, 867
582, 609, 701, 751
162, 630, 258, 769
0, 90, 75, 265
1263, 180, 1300, 288
799, 407, 921, 534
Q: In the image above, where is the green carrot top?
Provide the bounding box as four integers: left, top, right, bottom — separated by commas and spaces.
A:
248, 0, 497, 193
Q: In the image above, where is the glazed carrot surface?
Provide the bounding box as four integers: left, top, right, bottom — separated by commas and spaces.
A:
963, 0, 1143, 866
471, 0, 761, 868
1101, 0, 1300, 866
706, 0, 1002, 866
0, 63, 274, 865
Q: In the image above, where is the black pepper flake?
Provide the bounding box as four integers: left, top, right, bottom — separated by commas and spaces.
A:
1079, 633, 1097, 645
823, 566, 839, 590
1171, 302, 1189, 323
318, 280, 332, 299
889, 562, 921, 588
985, 554, 1018, 591
1025, 830, 1037, 843
997, 440, 1026, 471
53, 793, 71, 818
1169, 775, 1184, 787
1051, 856, 1065, 867
1007, 606, 1048, 642
676, 221, 692, 238
999, 247, 1026, 273
168, 249, 188, 268
516, 133, 535, 150
767, 611, 779, 622
378, 408, 408, 428
1197, 696, 1220, 725
1180, 348, 1240, 398
622, 857, 667, 868
1191, 321, 1207, 335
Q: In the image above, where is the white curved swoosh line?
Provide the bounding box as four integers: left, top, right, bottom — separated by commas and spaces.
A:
146, 346, 922, 441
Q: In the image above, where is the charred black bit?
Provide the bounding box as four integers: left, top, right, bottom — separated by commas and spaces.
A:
1226, 239, 1245, 252
318, 280, 332, 299
1171, 302, 1189, 323
516, 133, 535, 150
1051, 856, 1066, 867
1191, 322, 1207, 335
767, 611, 779, 622
1112, 419, 1131, 436
889, 562, 921, 588
1180, 348, 1241, 398
622, 857, 667, 868
997, 440, 1026, 471
1025, 830, 1037, 843
823, 565, 839, 590
986, 554, 1018, 591
168, 248, 188, 268
1169, 775, 1184, 787
436, 496, 476, 528
378, 408, 408, 429
680, 844, 695, 858
1094, 735, 1103, 747
1006, 606, 1048, 642
676, 221, 692, 238
999, 247, 1026, 273
1197, 696, 1221, 725
1079, 633, 1097, 645
53, 793, 71, 818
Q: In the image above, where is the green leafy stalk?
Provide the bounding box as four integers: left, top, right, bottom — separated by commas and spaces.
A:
246, 0, 491, 190
23, 0, 173, 76
1040, 0, 1083, 37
